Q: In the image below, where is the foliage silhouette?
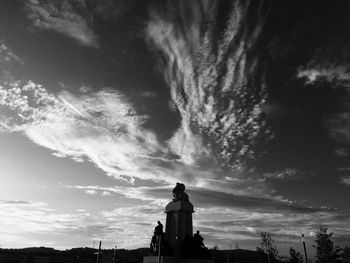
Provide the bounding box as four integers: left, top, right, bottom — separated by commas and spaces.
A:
288, 247, 303, 263
314, 226, 342, 263
257, 232, 279, 262
342, 246, 350, 263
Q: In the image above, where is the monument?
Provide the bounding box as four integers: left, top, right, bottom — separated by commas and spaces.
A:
143, 183, 213, 263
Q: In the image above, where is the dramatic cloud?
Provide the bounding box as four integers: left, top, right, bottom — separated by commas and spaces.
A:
0, 79, 170, 183
341, 176, 350, 186
297, 62, 350, 152
67, 183, 335, 215
147, 0, 273, 169
24, 0, 99, 47
23, 0, 135, 48
0, 42, 24, 65
0, 72, 276, 192
0, 76, 235, 187
67, 184, 350, 250
2, 0, 350, 252
263, 168, 301, 181
297, 65, 350, 84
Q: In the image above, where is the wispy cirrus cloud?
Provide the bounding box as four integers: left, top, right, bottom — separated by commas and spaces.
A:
1, 72, 278, 192
147, 0, 273, 169
24, 0, 99, 47
0, 74, 232, 187
85, 189, 98, 195
66, 183, 335, 215
297, 61, 350, 156
0, 79, 170, 183
0, 199, 47, 207
0, 42, 24, 65
263, 168, 302, 181
340, 175, 350, 186
297, 65, 350, 84
23, 0, 135, 48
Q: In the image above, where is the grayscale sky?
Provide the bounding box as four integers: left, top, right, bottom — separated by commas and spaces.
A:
0, 0, 349, 256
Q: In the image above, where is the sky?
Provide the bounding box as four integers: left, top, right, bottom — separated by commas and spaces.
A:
0, 0, 350, 256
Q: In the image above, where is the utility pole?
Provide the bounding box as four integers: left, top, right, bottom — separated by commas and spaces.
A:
112, 245, 117, 263
301, 234, 308, 263
157, 235, 162, 263
227, 241, 233, 263
96, 241, 102, 263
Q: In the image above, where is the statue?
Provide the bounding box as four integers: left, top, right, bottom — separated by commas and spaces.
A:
150, 221, 164, 253
180, 230, 212, 259
154, 221, 163, 236
144, 184, 213, 262
193, 231, 204, 248
172, 182, 189, 202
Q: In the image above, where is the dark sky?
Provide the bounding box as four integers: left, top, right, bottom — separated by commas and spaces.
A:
0, 0, 349, 255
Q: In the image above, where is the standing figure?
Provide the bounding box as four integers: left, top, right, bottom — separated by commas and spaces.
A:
193, 230, 204, 248
154, 221, 163, 236
150, 221, 164, 253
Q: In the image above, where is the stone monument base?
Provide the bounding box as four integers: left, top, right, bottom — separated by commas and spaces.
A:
143, 256, 213, 263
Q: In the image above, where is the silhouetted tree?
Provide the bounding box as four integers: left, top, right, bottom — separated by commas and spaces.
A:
342, 246, 350, 263
288, 247, 303, 263
314, 226, 342, 263
257, 232, 279, 262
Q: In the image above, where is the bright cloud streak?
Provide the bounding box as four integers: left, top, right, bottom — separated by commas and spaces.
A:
0, 199, 148, 249
0, 74, 276, 191
0, 79, 172, 183
341, 176, 350, 186
0, 77, 236, 187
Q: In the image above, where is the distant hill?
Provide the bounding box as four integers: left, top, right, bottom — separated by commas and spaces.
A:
211, 249, 268, 263
0, 247, 268, 263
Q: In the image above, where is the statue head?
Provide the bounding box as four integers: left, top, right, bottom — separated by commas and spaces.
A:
172, 182, 189, 202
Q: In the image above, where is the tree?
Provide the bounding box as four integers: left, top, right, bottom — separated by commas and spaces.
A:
288, 247, 303, 263
257, 232, 279, 262
314, 226, 342, 263
342, 246, 350, 263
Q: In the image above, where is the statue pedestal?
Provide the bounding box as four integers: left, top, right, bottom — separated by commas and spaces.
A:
165, 200, 194, 257
143, 184, 213, 263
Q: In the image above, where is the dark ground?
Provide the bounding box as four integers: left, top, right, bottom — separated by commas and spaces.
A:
0, 247, 269, 263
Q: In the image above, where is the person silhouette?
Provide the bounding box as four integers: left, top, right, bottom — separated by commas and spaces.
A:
193, 230, 204, 248
154, 221, 163, 236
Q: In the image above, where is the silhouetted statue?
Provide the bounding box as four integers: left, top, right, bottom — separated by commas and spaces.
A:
150, 221, 164, 254
154, 221, 163, 235
180, 232, 212, 259
172, 182, 189, 202
193, 230, 204, 248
